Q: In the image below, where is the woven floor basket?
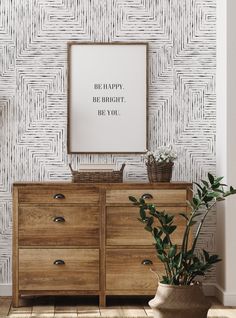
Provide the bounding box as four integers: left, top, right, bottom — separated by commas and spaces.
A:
69, 163, 125, 183
147, 162, 174, 182
149, 283, 211, 318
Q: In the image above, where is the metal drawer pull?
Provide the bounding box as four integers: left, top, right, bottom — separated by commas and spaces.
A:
141, 193, 153, 200
53, 216, 65, 223
53, 193, 65, 200
142, 259, 153, 265
53, 259, 65, 265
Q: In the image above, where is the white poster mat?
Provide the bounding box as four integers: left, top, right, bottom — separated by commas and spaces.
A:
68, 43, 147, 153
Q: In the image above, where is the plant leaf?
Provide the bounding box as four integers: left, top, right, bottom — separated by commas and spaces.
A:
161, 276, 170, 284
202, 180, 209, 188
139, 198, 145, 205
145, 225, 152, 232
197, 189, 202, 198
203, 249, 209, 261
163, 236, 170, 246
208, 192, 220, 198
129, 196, 137, 203
212, 183, 220, 189
194, 182, 203, 190
189, 220, 197, 226
193, 197, 201, 206
157, 253, 166, 262
140, 207, 146, 220
147, 216, 154, 226
179, 213, 189, 221
208, 173, 215, 185
168, 245, 177, 258
215, 176, 224, 183
167, 225, 177, 234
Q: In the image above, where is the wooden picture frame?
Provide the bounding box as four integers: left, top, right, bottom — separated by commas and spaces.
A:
67, 42, 148, 154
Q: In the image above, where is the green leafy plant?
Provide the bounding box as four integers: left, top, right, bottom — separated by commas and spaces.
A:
129, 173, 236, 285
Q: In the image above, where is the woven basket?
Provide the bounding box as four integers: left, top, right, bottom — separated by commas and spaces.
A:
147, 162, 173, 182
69, 163, 125, 183
149, 283, 211, 318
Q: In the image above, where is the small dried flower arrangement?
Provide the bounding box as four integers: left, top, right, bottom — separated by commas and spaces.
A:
143, 146, 177, 182
143, 146, 177, 165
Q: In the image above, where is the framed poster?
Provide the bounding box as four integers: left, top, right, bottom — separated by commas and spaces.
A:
67, 42, 148, 153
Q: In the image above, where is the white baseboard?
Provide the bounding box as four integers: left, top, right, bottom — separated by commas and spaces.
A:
186, 282, 236, 306
0, 284, 12, 296
215, 283, 236, 306
195, 283, 236, 305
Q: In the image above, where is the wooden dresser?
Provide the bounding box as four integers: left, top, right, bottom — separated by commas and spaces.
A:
13, 182, 192, 307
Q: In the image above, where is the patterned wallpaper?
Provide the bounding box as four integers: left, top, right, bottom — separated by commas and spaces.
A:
0, 0, 216, 288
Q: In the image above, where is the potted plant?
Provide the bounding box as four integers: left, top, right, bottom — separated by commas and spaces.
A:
144, 146, 177, 182
129, 173, 236, 318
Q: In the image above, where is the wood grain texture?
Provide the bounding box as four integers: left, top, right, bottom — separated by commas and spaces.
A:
121, 306, 148, 318
31, 305, 54, 318
13, 182, 191, 306
106, 206, 187, 246
106, 189, 187, 205
99, 188, 106, 307
55, 305, 77, 318
6, 296, 234, 317
18, 206, 99, 246
106, 249, 163, 292
12, 187, 19, 308
0, 298, 12, 317
19, 249, 99, 291
77, 306, 100, 317
18, 187, 99, 204
8, 306, 32, 318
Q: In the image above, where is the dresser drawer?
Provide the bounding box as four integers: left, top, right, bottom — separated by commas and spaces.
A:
19, 249, 99, 291
106, 207, 187, 246
19, 206, 99, 246
106, 189, 187, 205
18, 188, 99, 204
106, 249, 163, 291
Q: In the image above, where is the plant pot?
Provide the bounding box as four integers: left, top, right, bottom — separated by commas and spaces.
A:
147, 162, 173, 182
149, 283, 211, 318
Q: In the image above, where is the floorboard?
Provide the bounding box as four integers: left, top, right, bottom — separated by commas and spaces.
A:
0, 298, 11, 318
0, 296, 235, 318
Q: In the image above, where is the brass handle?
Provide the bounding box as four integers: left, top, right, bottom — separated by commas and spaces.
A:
141, 193, 153, 200
142, 259, 153, 265
53, 216, 65, 223
53, 193, 65, 200
53, 259, 65, 265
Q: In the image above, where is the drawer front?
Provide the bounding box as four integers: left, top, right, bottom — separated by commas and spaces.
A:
19, 206, 99, 246
106, 207, 187, 246
18, 188, 99, 204
106, 249, 163, 291
19, 249, 99, 291
106, 189, 187, 205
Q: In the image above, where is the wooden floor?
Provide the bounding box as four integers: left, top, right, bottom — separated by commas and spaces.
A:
0, 296, 236, 318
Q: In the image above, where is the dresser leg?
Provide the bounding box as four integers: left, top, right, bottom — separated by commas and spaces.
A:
99, 294, 106, 307
12, 293, 19, 308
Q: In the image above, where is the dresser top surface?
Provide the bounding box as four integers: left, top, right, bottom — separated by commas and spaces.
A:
13, 182, 192, 189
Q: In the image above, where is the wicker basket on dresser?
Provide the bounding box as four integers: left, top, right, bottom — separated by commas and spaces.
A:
13, 182, 192, 307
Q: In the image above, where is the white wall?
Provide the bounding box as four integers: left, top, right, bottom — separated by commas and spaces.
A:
216, 0, 236, 306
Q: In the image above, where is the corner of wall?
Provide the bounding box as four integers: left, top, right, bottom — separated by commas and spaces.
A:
215, 284, 236, 306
